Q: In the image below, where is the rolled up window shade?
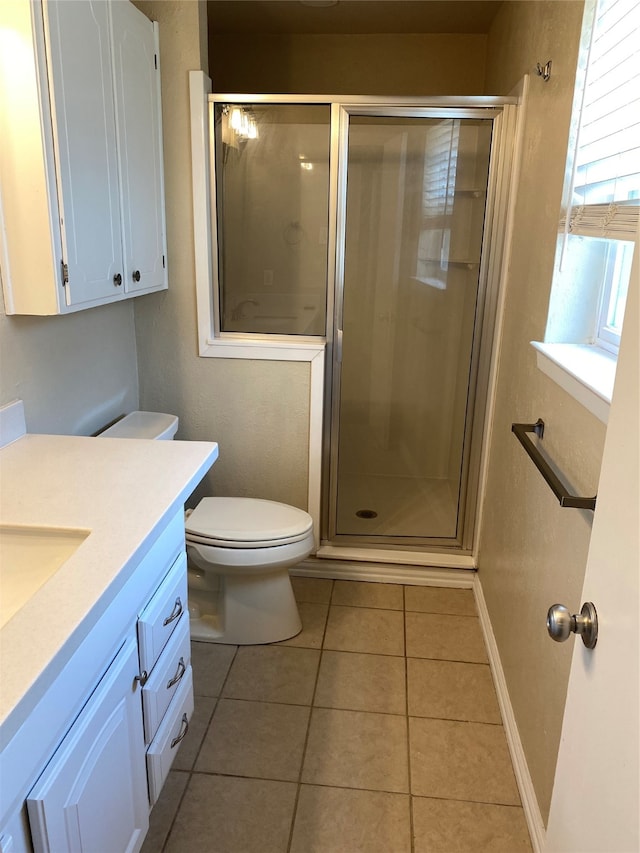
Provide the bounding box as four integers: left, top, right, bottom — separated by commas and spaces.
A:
564, 0, 640, 236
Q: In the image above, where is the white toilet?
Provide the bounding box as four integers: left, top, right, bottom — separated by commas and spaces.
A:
99, 411, 314, 644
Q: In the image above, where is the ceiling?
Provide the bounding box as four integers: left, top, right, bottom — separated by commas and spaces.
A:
207, 1, 504, 35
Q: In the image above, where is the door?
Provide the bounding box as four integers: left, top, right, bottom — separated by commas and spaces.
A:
111, 1, 167, 295
330, 112, 494, 545
44, 0, 124, 306
545, 242, 639, 851
27, 637, 148, 853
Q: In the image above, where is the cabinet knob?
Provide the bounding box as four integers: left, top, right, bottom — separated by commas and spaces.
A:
113, 273, 122, 286
132, 270, 141, 282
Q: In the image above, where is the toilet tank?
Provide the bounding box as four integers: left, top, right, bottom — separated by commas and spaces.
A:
98, 411, 179, 440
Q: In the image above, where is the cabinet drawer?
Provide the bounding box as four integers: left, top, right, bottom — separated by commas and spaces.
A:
142, 616, 191, 745
146, 666, 194, 806
138, 551, 187, 674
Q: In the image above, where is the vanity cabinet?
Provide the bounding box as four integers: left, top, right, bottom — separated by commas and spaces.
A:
0, 512, 194, 853
0, 0, 167, 315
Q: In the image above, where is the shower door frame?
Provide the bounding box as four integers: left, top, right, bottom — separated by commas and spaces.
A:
192, 82, 519, 560
322, 99, 519, 556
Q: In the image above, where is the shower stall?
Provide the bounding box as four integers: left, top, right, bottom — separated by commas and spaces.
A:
209, 94, 519, 559
329, 107, 501, 553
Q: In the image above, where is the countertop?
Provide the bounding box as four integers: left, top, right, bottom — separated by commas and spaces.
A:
0, 433, 218, 746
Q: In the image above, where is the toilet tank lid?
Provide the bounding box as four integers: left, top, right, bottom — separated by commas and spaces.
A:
98, 411, 178, 440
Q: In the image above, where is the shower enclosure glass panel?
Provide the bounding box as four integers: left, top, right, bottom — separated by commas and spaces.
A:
214, 103, 330, 336
334, 116, 492, 542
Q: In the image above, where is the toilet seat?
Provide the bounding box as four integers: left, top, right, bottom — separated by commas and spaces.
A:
185, 497, 313, 549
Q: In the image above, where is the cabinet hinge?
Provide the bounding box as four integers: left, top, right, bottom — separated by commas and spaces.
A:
154, 53, 158, 70
61, 260, 69, 286
162, 254, 165, 269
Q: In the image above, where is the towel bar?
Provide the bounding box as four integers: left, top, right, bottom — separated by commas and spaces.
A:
511, 420, 597, 511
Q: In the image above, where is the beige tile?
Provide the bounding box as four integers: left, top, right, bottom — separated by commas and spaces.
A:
291, 576, 333, 603
277, 602, 328, 648
191, 641, 237, 697
223, 645, 320, 705
141, 771, 188, 853
302, 707, 409, 793
405, 586, 476, 616
407, 658, 501, 723
412, 797, 532, 852
315, 650, 406, 715
409, 717, 520, 805
291, 785, 411, 853
405, 612, 488, 663
164, 774, 296, 853
333, 580, 404, 610
324, 605, 405, 656
172, 696, 216, 771
195, 698, 310, 781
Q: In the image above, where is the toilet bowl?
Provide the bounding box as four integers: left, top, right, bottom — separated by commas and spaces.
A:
185, 497, 313, 644
98, 411, 313, 644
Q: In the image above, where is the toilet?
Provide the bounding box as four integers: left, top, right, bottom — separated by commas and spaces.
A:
99, 411, 314, 644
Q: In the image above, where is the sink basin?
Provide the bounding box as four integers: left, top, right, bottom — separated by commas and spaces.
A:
0, 525, 90, 628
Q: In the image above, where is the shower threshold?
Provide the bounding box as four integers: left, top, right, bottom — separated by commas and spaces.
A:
293, 549, 476, 587
315, 545, 475, 569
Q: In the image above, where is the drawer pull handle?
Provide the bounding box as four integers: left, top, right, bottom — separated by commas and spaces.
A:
167, 657, 186, 690
170, 713, 189, 749
163, 597, 183, 627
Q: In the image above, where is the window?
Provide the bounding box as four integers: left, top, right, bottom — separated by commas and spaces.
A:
534, 0, 639, 422
213, 102, 331, 337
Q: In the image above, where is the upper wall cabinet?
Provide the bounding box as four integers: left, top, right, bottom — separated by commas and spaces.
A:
0, 0, 167, 315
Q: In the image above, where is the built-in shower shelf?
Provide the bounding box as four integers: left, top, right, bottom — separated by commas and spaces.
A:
418, 259, 480, 270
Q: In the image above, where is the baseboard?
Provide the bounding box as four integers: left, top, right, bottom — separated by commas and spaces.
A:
292, 557, 475, 587
474, 576, 546, 851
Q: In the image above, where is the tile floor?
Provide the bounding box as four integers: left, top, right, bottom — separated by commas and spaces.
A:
142, 579, 533, 853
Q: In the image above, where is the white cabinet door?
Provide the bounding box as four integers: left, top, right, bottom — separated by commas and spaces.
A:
0, 0, 167, 315
27, 637, 148, 853
44, 0, 124, 307
111, 1, 167, 295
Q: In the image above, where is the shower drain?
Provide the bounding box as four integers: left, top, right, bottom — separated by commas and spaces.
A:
355, 509, 378, 519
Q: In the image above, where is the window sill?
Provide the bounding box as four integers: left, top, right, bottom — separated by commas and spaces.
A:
199, 336, 326, 361
531, 341, 615, 424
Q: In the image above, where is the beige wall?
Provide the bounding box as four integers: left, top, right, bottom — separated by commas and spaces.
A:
0, 299, 138, 436
134, 9, 487, 514
130, 0, 605, 823
131, 0, 310, 510
478, 1, 606, 823
209, 32, 487, 95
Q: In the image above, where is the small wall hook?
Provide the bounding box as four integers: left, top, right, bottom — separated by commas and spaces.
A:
536, 60, 552, 81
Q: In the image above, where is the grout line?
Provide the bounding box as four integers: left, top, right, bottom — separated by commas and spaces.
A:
174, 769, 526, 810
160, 644, 239, 852
156, 582, 525, 851
158, 770, 191, 853
207, 691, 503, 726
192, 769, 410, 798
286, 580, 333, 853
404, 585, 416, 853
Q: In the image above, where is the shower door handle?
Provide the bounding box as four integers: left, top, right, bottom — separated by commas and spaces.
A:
335, 328, 343, 363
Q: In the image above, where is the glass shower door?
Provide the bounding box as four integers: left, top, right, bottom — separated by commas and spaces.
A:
331, 114, 493, 544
